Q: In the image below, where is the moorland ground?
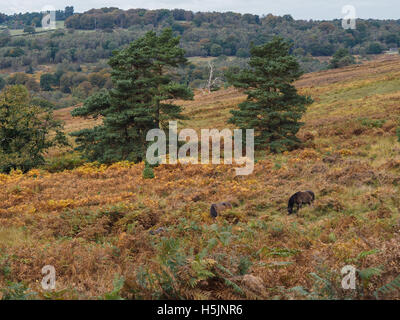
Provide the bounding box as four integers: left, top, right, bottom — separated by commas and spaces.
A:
1, 55, 400, 299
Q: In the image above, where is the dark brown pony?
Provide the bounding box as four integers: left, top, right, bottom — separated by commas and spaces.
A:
210, 202, 233, 219
288, 191, 315, 215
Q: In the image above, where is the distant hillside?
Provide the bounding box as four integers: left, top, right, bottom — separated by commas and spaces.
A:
64, 8, 400, 57
2, 7, 400, 59
0, 7, 399, 110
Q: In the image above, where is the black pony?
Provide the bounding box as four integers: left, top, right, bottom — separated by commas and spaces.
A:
288, 191, 315, 215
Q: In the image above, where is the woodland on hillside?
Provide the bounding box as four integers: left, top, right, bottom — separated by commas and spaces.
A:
1, 7, 399, 109
3, 6, 400, 58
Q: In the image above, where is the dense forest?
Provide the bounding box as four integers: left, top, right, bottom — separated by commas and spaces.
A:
64, 8, 400, 56
2, 7, 400, 59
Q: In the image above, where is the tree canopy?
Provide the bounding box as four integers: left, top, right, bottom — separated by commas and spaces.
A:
71, 28, 193, 163
0, 85, 67, 173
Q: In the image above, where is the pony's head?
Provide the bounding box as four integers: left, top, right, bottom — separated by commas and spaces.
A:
210, 202, 233, 219
306, 191, 315, 201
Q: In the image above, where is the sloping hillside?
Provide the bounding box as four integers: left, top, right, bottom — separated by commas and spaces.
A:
1, 56, 400, 300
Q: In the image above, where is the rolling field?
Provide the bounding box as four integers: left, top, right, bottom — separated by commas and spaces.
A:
1, 55, 400, 299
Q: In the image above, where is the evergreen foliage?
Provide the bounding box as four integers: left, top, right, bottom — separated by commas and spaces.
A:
71, 28, 193, 163
227, 37, 313, 153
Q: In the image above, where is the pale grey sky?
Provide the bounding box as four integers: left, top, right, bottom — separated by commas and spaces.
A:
2, 0, 399, 20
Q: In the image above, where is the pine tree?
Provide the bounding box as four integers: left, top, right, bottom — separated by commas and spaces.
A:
71, 28, 193, 163
227, 37, 313, 153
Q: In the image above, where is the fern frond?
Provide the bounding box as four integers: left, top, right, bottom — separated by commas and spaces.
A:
374, 275, 400, 299
358, 267, 383, 281
223, 278, 244, 295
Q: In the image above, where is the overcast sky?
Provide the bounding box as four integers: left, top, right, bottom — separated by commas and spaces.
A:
2, 0, 399, 20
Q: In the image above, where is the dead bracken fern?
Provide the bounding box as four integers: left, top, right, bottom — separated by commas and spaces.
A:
2, 57, 400, 299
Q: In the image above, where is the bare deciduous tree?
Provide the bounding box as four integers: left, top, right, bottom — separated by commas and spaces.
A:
204, 61, 222, 94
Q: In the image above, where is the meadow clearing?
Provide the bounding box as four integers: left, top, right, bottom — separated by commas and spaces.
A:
1, 55, 400, 299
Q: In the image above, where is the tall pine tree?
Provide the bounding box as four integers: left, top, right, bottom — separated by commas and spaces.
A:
71, 28, 193, 163
228, 37, 313, 153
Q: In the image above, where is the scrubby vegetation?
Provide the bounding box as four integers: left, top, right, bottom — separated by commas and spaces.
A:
329, 48, 357, 69
1, 55, 400, 299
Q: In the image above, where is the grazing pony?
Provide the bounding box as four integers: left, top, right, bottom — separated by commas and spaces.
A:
287, 191, 315, 215
210, 202, 233, 219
